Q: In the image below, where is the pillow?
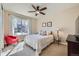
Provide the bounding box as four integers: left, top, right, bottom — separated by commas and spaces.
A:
40, 30, 47, 36
47, 31, 53, 35
43, 31, 47, 35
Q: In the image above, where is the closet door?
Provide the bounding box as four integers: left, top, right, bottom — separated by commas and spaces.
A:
0, 4, 4, 51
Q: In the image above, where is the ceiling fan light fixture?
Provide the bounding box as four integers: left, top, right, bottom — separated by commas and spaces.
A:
36, 11, 40, 14
28, 5, 47, 16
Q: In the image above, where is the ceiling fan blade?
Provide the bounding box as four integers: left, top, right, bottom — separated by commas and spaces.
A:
35, 13, 38, 16
37, 6, 39, 10
1, 4, 3, 10
40, 7, 47, 11
39, 12, 45, 15
32, 5, 37, 11
28, 11, 36, 12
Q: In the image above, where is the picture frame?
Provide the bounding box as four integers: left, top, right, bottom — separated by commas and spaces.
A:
42, 22, 46, 27
47, 22, 52, 27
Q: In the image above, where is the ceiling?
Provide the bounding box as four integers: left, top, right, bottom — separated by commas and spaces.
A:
0, 3, 79, 18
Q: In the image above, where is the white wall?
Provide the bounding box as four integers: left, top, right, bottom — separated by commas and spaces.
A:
37, 4, 79, 43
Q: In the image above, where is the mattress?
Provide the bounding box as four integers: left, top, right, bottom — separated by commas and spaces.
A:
25, 34, 54, 50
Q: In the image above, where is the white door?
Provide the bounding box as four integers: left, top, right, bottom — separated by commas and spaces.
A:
0, 16, 4, 49
0, 4, 4, 55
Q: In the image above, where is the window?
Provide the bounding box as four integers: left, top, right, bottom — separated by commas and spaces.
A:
10, 15, 29, 35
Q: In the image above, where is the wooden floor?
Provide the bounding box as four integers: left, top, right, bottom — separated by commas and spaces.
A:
41, 43, 67, 56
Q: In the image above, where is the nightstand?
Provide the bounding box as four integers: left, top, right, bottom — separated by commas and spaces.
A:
67, 35, 79, 56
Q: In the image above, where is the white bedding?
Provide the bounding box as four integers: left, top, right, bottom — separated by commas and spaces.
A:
25, 34, 54, 55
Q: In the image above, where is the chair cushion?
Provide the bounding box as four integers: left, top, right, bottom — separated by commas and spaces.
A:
4, 35, 19, 45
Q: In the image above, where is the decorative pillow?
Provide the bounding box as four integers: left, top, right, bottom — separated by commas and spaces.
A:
43, 31, 47, 35
49, 31, 53, 35
46, 31, 53, 35
39, 30, 43, 35
40, 30, 47, 36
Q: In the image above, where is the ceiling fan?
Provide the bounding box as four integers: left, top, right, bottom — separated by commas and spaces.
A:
28, 5, 47, 16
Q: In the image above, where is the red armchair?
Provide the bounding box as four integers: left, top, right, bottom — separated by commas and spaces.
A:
4, 35, 19, 45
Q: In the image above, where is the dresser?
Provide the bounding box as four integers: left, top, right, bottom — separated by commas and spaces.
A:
67, 35, 79, 56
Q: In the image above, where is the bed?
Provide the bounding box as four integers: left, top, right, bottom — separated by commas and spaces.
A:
25, 33, 54, 55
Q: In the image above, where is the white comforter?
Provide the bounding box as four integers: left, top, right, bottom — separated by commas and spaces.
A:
25, 34, 54, 55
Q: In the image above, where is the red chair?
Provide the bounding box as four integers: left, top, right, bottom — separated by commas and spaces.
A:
4, 35, 19, 45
